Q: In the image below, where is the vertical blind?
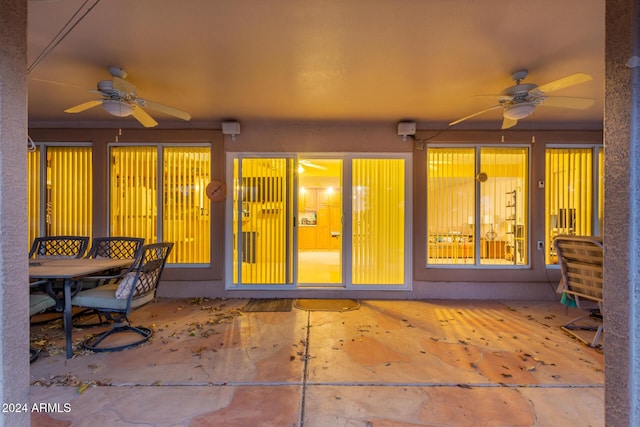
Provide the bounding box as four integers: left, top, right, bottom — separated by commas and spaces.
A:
545, 148, 594, 264
110, 146, 158, 242
27, 148, 41, 248
163, 147, 211, 264
480, 148, 528, 265
427, 148, 475, 264
41, 146, 93, 238
234, 158, 291, 284
352, 158, 405, 285
427, 147, 528, 266
598, 148, 604, 235
110, 145, 211, 264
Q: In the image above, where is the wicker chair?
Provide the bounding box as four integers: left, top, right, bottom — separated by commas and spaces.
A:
71, 242, 173, 352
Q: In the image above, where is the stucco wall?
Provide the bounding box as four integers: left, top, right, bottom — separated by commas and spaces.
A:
604, 0, 640, 424
0, 1, 29, 426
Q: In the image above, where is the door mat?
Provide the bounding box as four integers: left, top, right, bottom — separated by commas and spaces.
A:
294, 299, 360, 312
243, 298, 293, 312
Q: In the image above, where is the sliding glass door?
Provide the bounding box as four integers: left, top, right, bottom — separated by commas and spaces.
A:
228, 153, 411, 289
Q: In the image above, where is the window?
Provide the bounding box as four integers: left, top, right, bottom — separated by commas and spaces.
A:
110, 145, 211, 265
545, 147, 602, 264
427, 146, 529, 266
28, 145, 93, 247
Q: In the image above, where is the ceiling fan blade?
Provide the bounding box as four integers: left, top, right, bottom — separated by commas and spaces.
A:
535, 73, 592, 94
540, 96, 595, 109
449, 105, 502, 127
501, 117, 518, 130
130, 105, 158, 128
300, 161, 327, 170
137, 98, 191, 121
112, 76, 137, 97
29, 77, 86, 91
64, 99, 103, 113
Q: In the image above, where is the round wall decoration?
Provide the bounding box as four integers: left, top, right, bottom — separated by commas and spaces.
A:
206, 179, 227, 202
476, 172, 489, 183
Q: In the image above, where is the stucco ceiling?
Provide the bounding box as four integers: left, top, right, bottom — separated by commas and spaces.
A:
27, 0, 605, 130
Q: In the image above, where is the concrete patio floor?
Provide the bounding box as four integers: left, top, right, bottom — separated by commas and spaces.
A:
29, 298, 604, 426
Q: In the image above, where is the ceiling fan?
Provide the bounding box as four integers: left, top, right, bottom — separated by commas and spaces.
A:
64, 66, 191, 127
299, 160, 328, 171
449, 70, 595, 130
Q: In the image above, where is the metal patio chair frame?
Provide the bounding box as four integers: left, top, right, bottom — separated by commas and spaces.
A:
29, 235, 90, 259
71, 242, 173, 352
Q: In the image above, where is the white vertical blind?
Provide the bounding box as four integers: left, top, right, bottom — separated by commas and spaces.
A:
480, 147, 528, 265
545, 148, 594, 263
27, 148, 41, 248
46, 146, 93, 237
237, 158, 290, 284
163, 147, 211, 264
110, 146, 157, 242
427, 147, 527, 266
352, 158, 404, 285
427, 148, 475, 264
110, 145, 211, 264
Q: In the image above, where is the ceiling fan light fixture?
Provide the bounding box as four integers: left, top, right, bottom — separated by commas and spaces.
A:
503, 102, 535, 120
102, 99, 133, 117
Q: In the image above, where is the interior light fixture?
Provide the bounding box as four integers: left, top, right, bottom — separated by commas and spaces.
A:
102, 99, 134, 117
503, 102, 535, 120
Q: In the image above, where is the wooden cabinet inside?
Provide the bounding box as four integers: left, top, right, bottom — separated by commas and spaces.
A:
481, 239, 506, 259
298, 226, 318, 249
300, 189, 318, 211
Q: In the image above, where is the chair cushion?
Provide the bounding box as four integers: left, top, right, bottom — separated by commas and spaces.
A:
72, 283, 155, 311
29, 293, 56, 317
115, 273, 137, 299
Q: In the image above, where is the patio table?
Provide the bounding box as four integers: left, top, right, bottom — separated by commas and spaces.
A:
29, 257, 134, 358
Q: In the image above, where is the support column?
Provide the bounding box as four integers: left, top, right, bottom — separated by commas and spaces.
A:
0, 1, 29, 426
605, 0, 640, 424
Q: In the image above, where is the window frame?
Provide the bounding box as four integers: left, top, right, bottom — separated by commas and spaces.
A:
544, 144, 603, 266
28, 142, 93, 245
426, 143, 531, 269
108, 142, 213, 268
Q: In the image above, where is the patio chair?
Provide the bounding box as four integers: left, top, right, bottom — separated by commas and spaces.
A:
86, 236, 145, 260
71, 242, 173, 352
30, 281, 56, 362
554, 235, 604, 347
82, 236, 145, 288
75, 237, 145, 325
29, 235, 89, 259
29, 236, 90, 315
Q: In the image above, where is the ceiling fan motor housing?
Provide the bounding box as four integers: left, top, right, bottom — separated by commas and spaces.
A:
503, 102, 536, 120
102, 99, 133, 117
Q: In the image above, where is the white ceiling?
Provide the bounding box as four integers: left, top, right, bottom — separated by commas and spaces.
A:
27, 0, 605, 130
